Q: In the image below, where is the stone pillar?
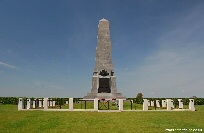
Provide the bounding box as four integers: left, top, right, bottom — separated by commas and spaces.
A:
178, 99, 183, 109
143, 99, 148, 111
44, 98, 48, 110
39, 99, 42, 107
53, 101, 55, 106
66, 101, 68, 104
119, 99, 123, 111
50, 100, 53, 106
94, 98, 98, 111
189, 99, 195, 111
148, 100, 150, 106
26, 98, 31, 109
32, 99, 36, 109
69, 98, 73, 111
42, 99, 44, 107
166, 99, 172, 110
151, 101, 154, 106
47, 99, 51, 107
162, 100, 166, 107
18, 98, 23, 110
50, 99, 52, 106
171, 100, 174, 108
47, 99, 50, 107
156, 100, 160, 107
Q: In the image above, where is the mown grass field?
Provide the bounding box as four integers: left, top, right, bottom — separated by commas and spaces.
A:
0, 104, 204, 133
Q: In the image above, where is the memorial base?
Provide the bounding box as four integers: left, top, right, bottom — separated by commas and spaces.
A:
84, 93, 125, 99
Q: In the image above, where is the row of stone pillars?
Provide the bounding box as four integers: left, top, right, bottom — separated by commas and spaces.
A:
143, 99, 195, 111
18, 98, 124, 111
18, 98, 195, 111
45, 98, 123, 111
18, 98, 56, 110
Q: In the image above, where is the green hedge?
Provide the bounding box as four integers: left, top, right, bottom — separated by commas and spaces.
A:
0, 97, 18, 105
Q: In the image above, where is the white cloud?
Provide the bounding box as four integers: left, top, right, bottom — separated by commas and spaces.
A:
0, 61, 18, 69
33, 81, 65, 90
49, 85, 64, 90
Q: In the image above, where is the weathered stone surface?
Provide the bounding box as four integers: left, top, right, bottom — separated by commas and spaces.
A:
84, 18, 125, 99
151, 101, 154, 106
189, 99, 195, 111
162, 100, 166, 107
166, 99, 172, 110
32, 100, 36, 109
27, 98, 31, 109
18, 98, 23, 110
156, 100, 160, 107
119, 99, 124, 111
94, 98, 98, 111
69, 98, 73, 111
178, 99, 183, 109
143, 99, 148, 111
39, 99, 42, 107
43, 98, 48, 110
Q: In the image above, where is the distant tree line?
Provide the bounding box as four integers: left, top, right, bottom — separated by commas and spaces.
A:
0, 97, 18, 105
0, 97, 82, 105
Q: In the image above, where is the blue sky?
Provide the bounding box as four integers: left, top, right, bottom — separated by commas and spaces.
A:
0, 0, 204, 98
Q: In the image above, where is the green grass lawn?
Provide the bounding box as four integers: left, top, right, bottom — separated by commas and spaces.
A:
0, 104, 204, 133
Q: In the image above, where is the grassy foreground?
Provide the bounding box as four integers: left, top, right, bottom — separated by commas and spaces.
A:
0, 105, 204, 133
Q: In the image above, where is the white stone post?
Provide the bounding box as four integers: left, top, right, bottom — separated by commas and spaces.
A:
171, 100, 174, 109
39, 99, 42, 107
148, 100, 150, 106
143, 99, 148, 111
18, 98, 23, 110
189, 99, 195, 111
42, 99, 44, 107
47, 99, 50, 107
66, 101, 68, 104
94, 98, 98, 111
119, 99, 123, 111
50, 100, 51, 106
178, 99, 183, 109
53, 101, 55, 106
151, 101, 154, 106
156, 100, 160, 107
32, 99, 36, 109
162, 100, 166, 107
49, 99, 52, 106
166, 99, 172, 110
26, 98, 31, 109
44, 98, 48, 110
69, 98, 73, 111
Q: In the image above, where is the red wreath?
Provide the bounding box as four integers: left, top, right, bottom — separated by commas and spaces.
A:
101, 98, 105, 101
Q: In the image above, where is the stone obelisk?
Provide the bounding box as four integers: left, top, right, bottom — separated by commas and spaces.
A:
84, 18, 125, 99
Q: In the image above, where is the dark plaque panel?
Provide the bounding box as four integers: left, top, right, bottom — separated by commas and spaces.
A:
98, 78, 111, 93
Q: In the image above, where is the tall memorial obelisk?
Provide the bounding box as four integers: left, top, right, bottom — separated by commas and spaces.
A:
84, 18, 125, 99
